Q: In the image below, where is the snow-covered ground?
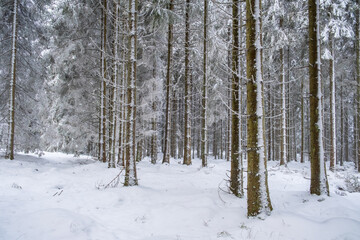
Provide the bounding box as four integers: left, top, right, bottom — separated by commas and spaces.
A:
0, 152, 360, 240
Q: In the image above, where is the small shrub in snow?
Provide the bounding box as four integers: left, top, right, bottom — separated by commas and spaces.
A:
12, 183, 22, 189
217, 231, 232, 238
345, 175, 360, 193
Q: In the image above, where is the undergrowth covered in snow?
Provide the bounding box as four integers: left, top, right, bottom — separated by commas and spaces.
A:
0, 152, 360, 240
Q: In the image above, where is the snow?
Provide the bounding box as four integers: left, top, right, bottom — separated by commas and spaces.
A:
1, 152, 360, 240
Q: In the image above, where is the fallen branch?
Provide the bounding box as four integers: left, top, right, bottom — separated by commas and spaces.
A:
104, 167, 125, 189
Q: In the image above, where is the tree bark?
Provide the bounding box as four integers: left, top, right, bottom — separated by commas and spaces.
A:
7, 0, 18, 160
329, 33, 336, 171
201, 0, 208, 167
230, 0, 243, 197
308, 0, 329, 195
246, 0, 272, 216
100, 0, 107, 163
162, 0, 174, 164
183, 0, 192, 165
357, 0, 360, 172
124, 0, 138, 186
280, 33, 286, 166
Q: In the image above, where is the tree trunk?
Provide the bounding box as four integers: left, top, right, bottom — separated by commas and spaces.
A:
280, 39, 286, 166
100, 0, 107, 163
6, 0, 18, 160
329, 34, 336, 171
340, 82, 343, 166
117, 16, 127, 167
124, 0, 138, 186
230, 0, 243, 197
344, 112, 349, 163
201, 0, 208, 167
171, 90, 177, 158
162, 0, 174, 164
309, 0, 329, 195
246, 0, 272, 216
109, 0, 120, 168
151, 77, 158, 164
183, 0, 192, 165
357, 0, 360, 172
301, 76, 305, 163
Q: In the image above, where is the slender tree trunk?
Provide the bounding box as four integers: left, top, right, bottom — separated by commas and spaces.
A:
109, 0, 120, 168
124, 0, 138, 186
354, 114, 357, 169
357, 0, 360, 172
220, 120, 223, 159
344, 112, 349, 163
163, 0, 174, 164
171, 90, 177, 158
183, 0, 192, 165
225, 1, 232, 163
301, 76, 305, 163
100, 0, 107, 163
329, 34, 336, 171
201, 0, 208, 167
6, 0, 18, 160
340, 82, 344, 166
246, 0, 272, 216
267, 82, 271, 161
230, 0, 243, 197
309, 0, 329, 195
287, 48, 291, 162
117, 17, 127, 167
151, 60, 158, 164
280, 42, 286, 166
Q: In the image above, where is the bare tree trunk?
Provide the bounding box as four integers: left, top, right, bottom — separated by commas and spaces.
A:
109, 0, 120, 168
344, 112, 349, 163
183, 0, 192, 165
225, 1, 232, 163
280, 41, 286, 166
124, 0, 138, 186
100, 0, 107, 163
117, 16, 127, 167
267, 82, 272, 161
301, 76, 305, 163
309, 0, 329, 195
329, 33, 336, 171
201, 0, 208, 167
6, 0, 18, 160
230, 0, 243, 197
246, 0, 272, 216
151, 60, 158, 164
163, 0, 174, 164
171, 90, 177, 159
357, 0, 360, 172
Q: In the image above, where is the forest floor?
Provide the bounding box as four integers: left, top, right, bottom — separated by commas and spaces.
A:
0, 152, 360, 240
